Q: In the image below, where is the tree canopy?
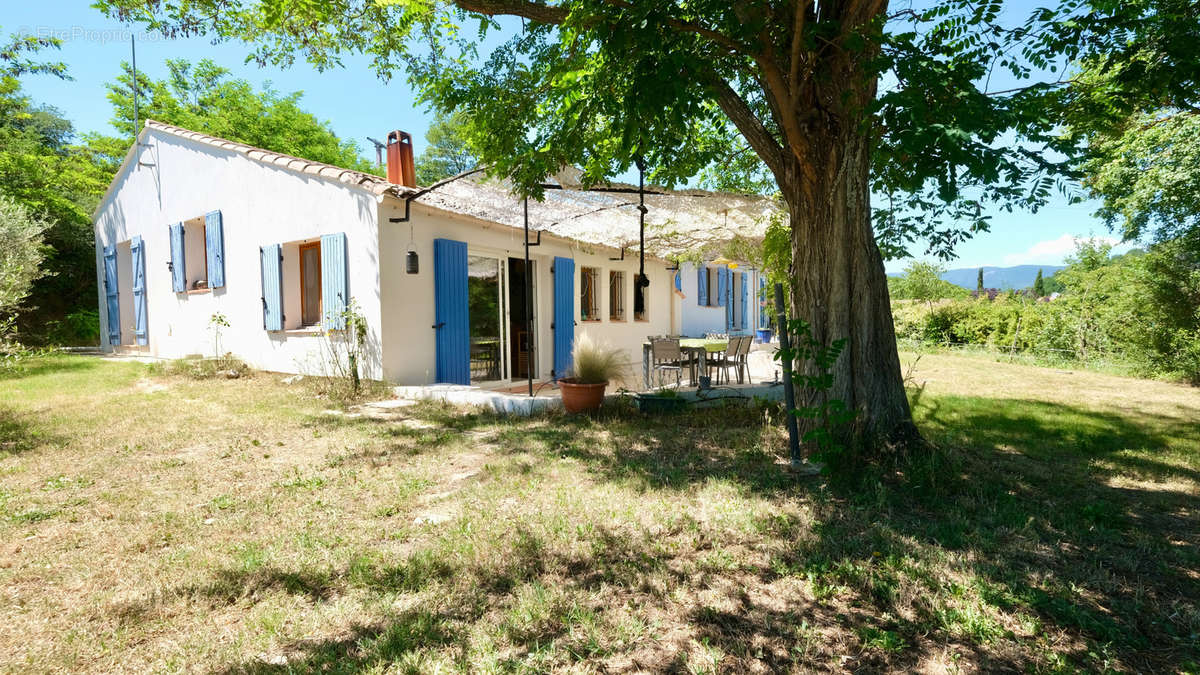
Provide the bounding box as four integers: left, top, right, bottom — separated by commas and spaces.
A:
414, 111, 478, 185
0, 30, 111, 339
888, 261, 966, 305
1082, 109, 1200, 244
0, 196, 49, 317
96, 58, 376, 173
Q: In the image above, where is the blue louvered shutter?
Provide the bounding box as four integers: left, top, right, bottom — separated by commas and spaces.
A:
552, 256, 575, 379
169, 223, 186, 292
697, 266, 708, 306
205, 211, 225, 289
434, 238, 470, 384
260, 244, 283, 331
759, 276, 769, 328
131, 236, 148, 345
103, 244, 120, 345
740, 272, 749, 330
674, 271, 681, 292
321, 232, 348, 329
717, 267, 729, 306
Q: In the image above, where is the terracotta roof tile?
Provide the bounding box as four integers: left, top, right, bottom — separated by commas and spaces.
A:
144, 120, 417, 198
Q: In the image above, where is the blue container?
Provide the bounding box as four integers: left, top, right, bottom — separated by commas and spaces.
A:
756, 329, 773, 343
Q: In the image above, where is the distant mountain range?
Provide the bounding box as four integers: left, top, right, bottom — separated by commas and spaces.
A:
889, 265, 1065, 289
942, 265, 1064, 290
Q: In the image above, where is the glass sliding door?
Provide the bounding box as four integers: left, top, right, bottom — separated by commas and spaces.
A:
468, 255, 507, 384
507, 257, 537, 381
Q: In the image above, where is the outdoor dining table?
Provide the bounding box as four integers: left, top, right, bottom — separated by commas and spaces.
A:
641, 338, 728, 388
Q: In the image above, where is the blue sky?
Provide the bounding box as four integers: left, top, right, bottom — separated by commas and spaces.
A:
3, 1, 1128, 273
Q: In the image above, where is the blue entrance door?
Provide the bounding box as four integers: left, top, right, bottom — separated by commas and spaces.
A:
552, 256, 574, 379
434, 238, 470, 384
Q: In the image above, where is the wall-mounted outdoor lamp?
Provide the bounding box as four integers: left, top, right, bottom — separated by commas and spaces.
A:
405, 223, 419, 274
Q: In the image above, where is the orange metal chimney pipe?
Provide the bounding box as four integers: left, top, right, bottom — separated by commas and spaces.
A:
386, 130, 416, 187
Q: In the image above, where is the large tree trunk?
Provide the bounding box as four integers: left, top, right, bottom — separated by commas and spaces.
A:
780, 129, 919, 456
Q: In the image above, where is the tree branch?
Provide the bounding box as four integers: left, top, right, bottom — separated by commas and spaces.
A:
708, 76, 787, 179
454, 0, 750, 56
452, 0, 568, 25
600, 0, 749, 55
788, 0, 812, 103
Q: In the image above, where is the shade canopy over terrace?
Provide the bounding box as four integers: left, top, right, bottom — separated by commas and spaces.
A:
415, 167, 783, 259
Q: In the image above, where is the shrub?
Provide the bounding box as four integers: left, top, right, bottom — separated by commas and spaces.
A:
45, 310, 100, 346
568, 333, 626, 384
0, 196, 49, 316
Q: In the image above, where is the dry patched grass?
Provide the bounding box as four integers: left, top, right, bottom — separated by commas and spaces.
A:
0, 353, 1197, 673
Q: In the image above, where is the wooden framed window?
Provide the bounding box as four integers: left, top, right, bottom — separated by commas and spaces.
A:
580, 266, 600, 321
609, 270, 625, 321
299, 241, 323, 326
183, 220, 208, 291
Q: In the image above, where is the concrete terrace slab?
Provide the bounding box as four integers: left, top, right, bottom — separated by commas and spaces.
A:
394, 380, 788, 416
393, 384, 565, 415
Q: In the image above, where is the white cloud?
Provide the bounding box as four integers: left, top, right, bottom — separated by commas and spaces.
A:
1001, 234, 1127, 266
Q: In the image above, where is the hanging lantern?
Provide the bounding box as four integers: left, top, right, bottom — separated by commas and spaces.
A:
406, 223, 419, 274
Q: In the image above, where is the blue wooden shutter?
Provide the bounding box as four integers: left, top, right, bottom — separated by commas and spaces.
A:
103, 244, 120, 345
697, 266, 708, 306
552, 256, 575, 379
260, 244, 283, 331
674, 271, 681, 292
729, 270, 739, 329
169, 223, 186, 292
740, 272, 749, 330
717, 267, 729, 306
321, 232, 348, 329
759, 276, 769, 328
434, 238, 469, 384
131, 236, 148, 345
205, 211, 225, 288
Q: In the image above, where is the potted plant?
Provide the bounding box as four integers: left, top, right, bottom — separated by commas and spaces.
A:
559, 334, 625, 413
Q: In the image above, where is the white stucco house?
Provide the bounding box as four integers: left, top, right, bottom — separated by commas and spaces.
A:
94, 120, 776, 388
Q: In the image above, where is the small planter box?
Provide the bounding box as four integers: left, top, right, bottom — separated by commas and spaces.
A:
756, 329, 774, 343
634, 393, 689, 414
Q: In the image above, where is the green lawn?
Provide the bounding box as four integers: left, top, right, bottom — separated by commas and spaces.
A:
0, 353, 1197, 672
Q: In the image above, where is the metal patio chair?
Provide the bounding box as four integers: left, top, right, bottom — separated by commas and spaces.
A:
735, 334, 753, 384
650, 337, 684, 388
710, 336, 741, 385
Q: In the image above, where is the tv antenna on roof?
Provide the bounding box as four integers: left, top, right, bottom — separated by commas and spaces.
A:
367, 137, 387, 169
131, 34, 154, 167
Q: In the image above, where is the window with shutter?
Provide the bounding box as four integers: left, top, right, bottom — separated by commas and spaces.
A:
320, 232, 348, 330
169, 223, 186, 293
205, 210, 225, 288
260, 244, 283, 331
299, 242, 322, 326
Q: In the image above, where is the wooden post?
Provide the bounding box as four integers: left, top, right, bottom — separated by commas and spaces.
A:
775, 283, 801, 468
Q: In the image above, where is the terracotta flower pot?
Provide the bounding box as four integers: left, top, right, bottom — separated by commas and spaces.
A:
559, 378, 608, 413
